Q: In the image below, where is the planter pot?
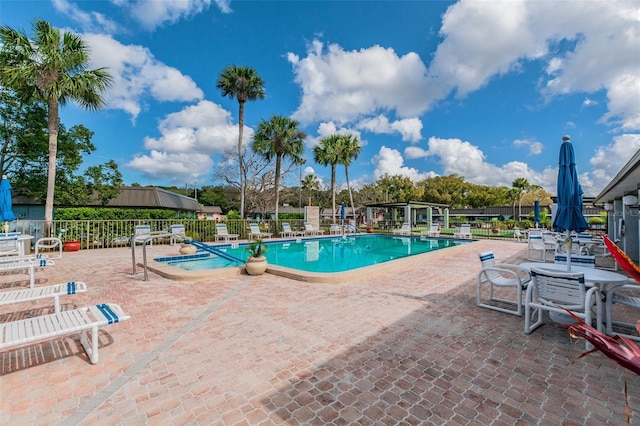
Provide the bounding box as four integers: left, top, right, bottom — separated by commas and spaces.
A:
179, 244, 197, 255
63, 241, 81, 252
366, 227, 374, 233
491, 228, 500, 234
245, 256, 267, 276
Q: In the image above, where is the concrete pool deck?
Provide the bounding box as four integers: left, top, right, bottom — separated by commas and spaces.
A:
1, 239, 639, 424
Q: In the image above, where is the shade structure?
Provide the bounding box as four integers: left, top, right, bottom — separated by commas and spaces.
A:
0, 176, 16, 223
552, 136, 588, 270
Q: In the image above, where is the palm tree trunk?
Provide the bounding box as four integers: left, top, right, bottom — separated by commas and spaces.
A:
238, 100, 246, 218
274, 155, 281, 237
331, 164, 336, 223
345, 165, 355, 225
44, 97, 59, 238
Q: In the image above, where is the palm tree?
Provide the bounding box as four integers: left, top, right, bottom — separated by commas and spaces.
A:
512, 177, 531, 221
216, 65, 265, 219
337, 134, 361, 224
0, 20, 112, 236
301, 174, 320, 206
313, 135, 343, 223
252, 115, 306, 234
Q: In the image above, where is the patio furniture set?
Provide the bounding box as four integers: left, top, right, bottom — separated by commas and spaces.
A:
0, 234, 130, 365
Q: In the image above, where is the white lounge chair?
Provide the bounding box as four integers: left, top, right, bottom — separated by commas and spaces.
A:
329, 224, 342, 235
0, 302, 130, 364
281, 223, 304, 238
303, 222, 324, 236
214, 223, 239, 242
35, 237, 63, 259
0, 257, 55, 288
0, 281, 87, 314
249, 223, 272, 240
553, 252, 596, 268
420, 224, 440, 237
527, 234, 555, 262
169, 224, 186, 245
0, 235, 22, 257
392, 223, 412, 235
134, 225, 152, 246
477, 252, 531, 316
453, 224, 472, 239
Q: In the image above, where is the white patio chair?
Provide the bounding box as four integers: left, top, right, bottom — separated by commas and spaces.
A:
513, 227, 522, 241
214, 223, 239, 242
553, 252, 596, 268
329, 224, 342, 235
34, 237, 63, 259
477, 251, 531, 316
420, 223, 440, 237
134, 225, 152, 246
281, 223, 304, 237
527, 234, 555, 262
604, 283, 640, 342
303, 222, 324, 236
392, 223, 412, 235
453, 224, 472, 238
249, 223, 272, 240
169, 224, 185, 245
524, 267, 602, 349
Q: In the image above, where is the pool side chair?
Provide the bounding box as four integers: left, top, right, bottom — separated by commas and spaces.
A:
420, 223, 440, 237
527, 234, 554, 262
134, 225, 152, 246
454, 224, 472, 239
513, 227, 523, 241
392, 222, 412, 235
0, 281, 87, 314
329, 224, 342, 235
477, 251, 531, 316
169, 224, 186, 245
214, 223, 239, 242
0, 302, 130, 364
0, 257, 55, 288
303, 222, 324, 236
249, 223, 272, 240
524, 267, 601, 349
282, 223, 304, 238
604, 282, 640, 342
35, 237, 63, 259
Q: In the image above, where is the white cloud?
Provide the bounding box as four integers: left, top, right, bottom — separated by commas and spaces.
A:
513, 138, 543, 155
83, 33, 204, 120
357, 115, 423, 143
429, 0, 640, 131
582, 98, 598, 107
288, 40, 431, 124
308, 122, 364, 148
589, 134, 640, 192
52, 0, 119, 33
371, 146, 436, 182
127, 100, 251, 183
116, 0, 231, 30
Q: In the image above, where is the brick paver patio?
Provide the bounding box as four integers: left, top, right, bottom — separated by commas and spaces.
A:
1, 239, 639, 425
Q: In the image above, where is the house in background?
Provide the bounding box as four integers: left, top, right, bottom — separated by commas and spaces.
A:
197, 205, 223, 221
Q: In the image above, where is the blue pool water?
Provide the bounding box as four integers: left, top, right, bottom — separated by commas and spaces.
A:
159, 234, 471, 273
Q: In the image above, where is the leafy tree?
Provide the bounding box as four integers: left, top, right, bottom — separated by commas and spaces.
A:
301, 174, 320, 206
252, 115, 306, 233
313, 135, 343, 223
337, 134, 361, 223
418, 175, 470, 206
198, 185, 238, 213
0, 20, 112, 236
511, 177, 531, 219
216, 65, 265, 219
85, 160, 123, 206
377, 174, 419, 203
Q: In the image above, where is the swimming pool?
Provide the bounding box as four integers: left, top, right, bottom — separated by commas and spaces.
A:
156, 234, 471, 274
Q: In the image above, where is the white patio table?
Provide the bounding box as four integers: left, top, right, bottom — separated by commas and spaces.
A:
519, 261, 630, 327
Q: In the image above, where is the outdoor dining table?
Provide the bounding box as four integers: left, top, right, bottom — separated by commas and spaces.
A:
519, 261, 630, 327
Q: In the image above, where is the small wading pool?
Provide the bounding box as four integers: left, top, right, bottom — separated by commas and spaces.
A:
152, 234, 473, 282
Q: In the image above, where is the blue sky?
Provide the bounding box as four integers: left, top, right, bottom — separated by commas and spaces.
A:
2, 0, 639, 197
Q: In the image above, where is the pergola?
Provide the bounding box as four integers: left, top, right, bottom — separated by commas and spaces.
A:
365, 201, 449, 228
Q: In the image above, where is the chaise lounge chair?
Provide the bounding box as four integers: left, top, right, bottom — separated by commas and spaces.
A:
0, 281, 87, 314
0, 302, 130, 364
392, 223, 412, 235
303, 222, 324, 236
420, 223, 440, 237
0, 257, 55, 288
281, 223, 304, 237
214, 223, 239, 242
249, 223, 272, 240
453, 224, 472, 239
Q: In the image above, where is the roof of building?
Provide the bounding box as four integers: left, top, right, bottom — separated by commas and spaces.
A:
95, 187, 201, 211
199, 205, 223, 214
594, 148, 640, 204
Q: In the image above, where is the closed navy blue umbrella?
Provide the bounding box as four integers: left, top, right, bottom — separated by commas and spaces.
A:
0, 176, 16, 223
533, 200, 540, 226
340, 202, 346, 221
552, 136, 588, 270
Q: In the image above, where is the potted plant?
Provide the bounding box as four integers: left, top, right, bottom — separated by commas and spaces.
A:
245, 239, 268, 276
61, 230, 81, 252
